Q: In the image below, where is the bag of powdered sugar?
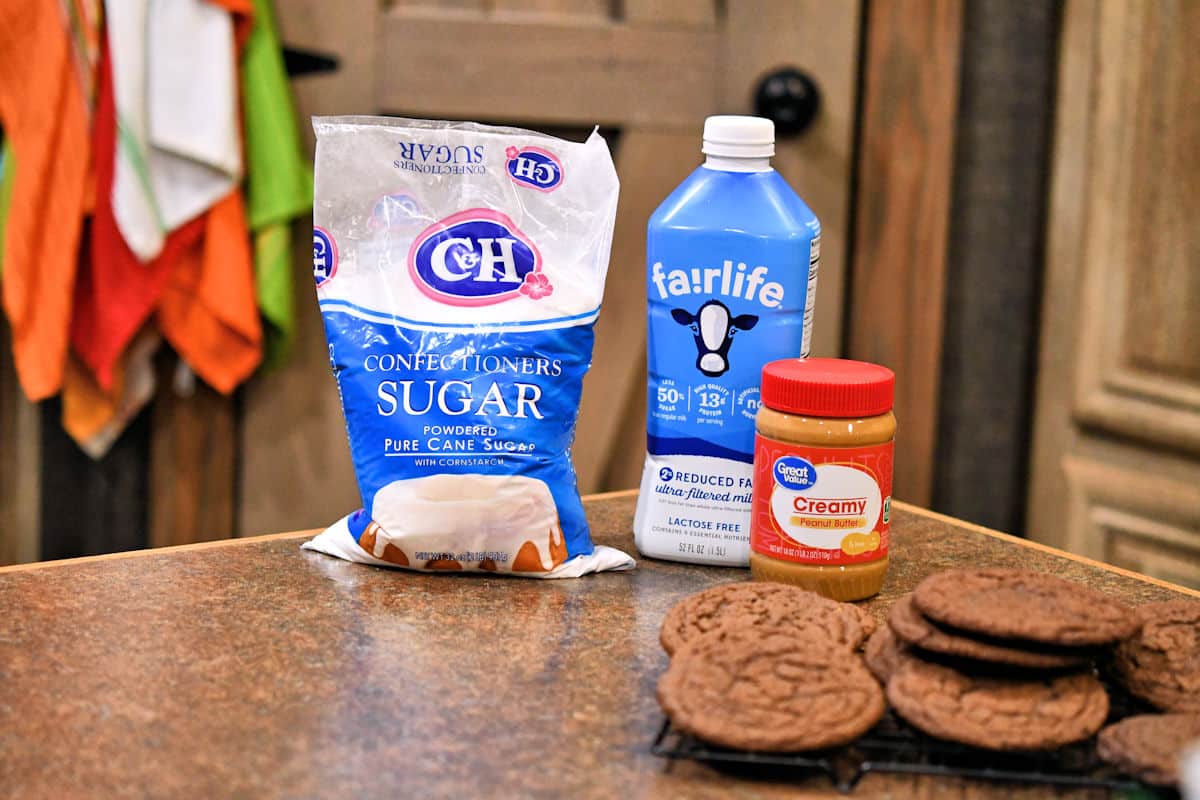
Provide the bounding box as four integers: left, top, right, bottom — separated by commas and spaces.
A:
302, 116, 634, 577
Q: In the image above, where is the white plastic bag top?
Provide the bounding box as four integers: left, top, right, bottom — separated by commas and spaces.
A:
312, 116, 619, 326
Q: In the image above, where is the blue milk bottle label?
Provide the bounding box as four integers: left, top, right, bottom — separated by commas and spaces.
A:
634, 175, 820, 566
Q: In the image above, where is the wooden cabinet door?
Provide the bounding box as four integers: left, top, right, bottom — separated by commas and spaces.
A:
239, 0, 861, 535
1029, 0, 1200, 587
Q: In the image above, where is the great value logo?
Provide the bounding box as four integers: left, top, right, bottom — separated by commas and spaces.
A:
773, 455, 816, 490
505, 146, 563, 192
408, 209, 551, 306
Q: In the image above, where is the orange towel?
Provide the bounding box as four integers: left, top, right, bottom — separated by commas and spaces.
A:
62, 353, 121, 447
0, 0, 91, 400
61, 328, 160, 458
158, 188, 263, 395
154, 0, 261, 395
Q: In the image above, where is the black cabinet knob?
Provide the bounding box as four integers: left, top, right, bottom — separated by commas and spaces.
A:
754, 67, 821, 137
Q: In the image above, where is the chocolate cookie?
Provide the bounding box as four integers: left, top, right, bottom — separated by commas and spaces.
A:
852, 604, 878, 641
659, 582, 868, 656
886, 659, 1109, 750
1097, 713, 1200, 786
913, 568, 1137, 646
657, 628, 886, 751
1111, 600, 1200, 712
888, 595, 1091, 669
863, 625, 918, 684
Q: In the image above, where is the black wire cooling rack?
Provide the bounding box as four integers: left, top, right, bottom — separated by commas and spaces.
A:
650, 674, 1171, 795
651, 712, 1154, 794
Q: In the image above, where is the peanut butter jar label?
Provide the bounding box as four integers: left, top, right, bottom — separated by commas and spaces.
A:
751, 436, 892, 565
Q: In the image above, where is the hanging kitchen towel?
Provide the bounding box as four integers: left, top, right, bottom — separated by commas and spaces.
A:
60, 214, 158, 455
0, 0, 91, 400
210, 0, 256, 48
252, 225, 297, 367
0, 143, 13, 278
105, 0, 242, 262
71, 44, 206, 390
62, 329, 161, 458
242, 0, 313, 366
158, 188, 263, 394
62, 0, 102, 114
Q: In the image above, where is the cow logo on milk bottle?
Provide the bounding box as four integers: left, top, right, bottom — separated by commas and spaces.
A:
633, 116, 820, 566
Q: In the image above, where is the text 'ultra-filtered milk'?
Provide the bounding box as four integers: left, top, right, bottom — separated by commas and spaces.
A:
303, 117, 633, 578
634, 116, 820, 566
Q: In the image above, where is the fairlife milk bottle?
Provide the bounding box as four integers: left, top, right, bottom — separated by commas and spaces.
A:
633, 116, 820, 566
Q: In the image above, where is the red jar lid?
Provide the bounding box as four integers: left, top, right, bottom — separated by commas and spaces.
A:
760, 358, 895, 418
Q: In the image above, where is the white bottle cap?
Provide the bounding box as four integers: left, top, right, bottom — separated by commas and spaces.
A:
702, 115, 775, 158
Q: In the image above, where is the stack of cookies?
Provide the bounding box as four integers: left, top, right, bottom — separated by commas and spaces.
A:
868, 570, 1200, 786
656, 582, 886, 752
655, 569, 1200, 789
1110, 600, 1200, 714
868, 569, 1137, 751
1101, 599, 1200, 786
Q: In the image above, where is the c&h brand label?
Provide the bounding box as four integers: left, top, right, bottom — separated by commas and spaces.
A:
505, 146, 563, 192
408, 208, 552, 306
313, 227, 338, 287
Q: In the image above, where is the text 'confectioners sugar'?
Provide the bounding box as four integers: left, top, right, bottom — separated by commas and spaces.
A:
302, 116, 634, 578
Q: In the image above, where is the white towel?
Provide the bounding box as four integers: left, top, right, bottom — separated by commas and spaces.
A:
105, 0, 242, 262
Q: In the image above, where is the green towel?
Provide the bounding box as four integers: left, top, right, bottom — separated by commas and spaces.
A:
242, 0, 313, 367
0, 143, 14, 278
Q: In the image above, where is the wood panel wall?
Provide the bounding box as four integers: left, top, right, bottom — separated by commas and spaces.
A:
847, 0, 963, 507
238, 0, 374, 537
0, 322, 39, 564
149, 366, 237, 548
240, 0, 863, 537
1029, 0, 1200, 587
39, 398, 149, 559
932, 0, 1060, 532
0, 0, 1013, 561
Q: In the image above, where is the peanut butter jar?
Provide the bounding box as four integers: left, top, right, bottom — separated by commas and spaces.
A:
749, 358, 896, 601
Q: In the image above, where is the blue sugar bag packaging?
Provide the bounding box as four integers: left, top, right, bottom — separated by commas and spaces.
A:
303, 117, 633, 577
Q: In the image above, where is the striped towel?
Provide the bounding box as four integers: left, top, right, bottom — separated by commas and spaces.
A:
105, 0, 242, 262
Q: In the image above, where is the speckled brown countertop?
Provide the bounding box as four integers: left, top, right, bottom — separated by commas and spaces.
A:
0, 492, 1195, 799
